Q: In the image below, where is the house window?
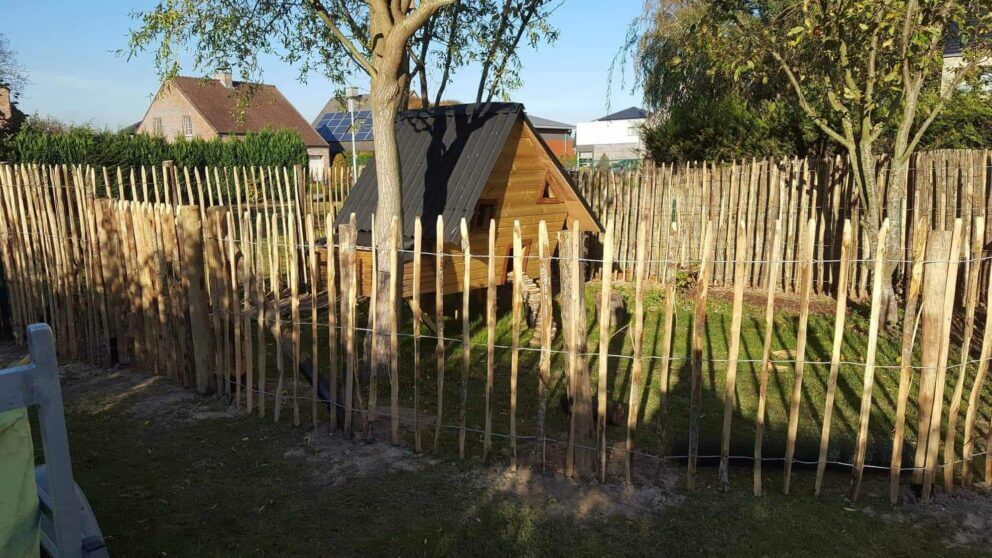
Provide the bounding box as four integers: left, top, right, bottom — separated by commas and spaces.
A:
537, 172, 563, 204
152, 117, 163, 135
181, 115, 193, 137
471, 200, 497, 230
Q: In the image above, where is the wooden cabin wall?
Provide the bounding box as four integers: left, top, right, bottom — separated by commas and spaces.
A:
350, 118, 588, 298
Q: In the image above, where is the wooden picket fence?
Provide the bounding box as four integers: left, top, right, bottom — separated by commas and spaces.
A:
576, 149, 992, 297
0, 157, 990, 505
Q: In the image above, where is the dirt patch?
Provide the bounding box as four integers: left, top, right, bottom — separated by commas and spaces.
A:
288, 425, 436, 488
6, 343, 234, 424
479, 467, 683, 519
851, 483, 992, 549
707, 286, 838, 314
904, 486, 992, 548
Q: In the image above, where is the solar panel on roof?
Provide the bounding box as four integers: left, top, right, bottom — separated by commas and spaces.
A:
315, 110, 376, 143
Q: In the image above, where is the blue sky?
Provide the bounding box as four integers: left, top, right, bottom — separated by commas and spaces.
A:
3, 1, 644, 129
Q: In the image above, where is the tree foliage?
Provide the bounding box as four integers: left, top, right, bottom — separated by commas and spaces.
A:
632, 1, 992, 163
917, 88, 992, 149
642, 93, 828, 162
125, 1, 558, 110
630, 0, 992, 323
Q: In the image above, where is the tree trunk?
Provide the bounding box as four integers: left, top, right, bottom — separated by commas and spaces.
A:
365, 21, 408, 441
850, 136, 900, 325
883, 155, 911, 324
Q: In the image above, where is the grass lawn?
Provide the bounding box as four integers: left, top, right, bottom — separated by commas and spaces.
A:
283, 281, 991, 473
29, 340, 992, 558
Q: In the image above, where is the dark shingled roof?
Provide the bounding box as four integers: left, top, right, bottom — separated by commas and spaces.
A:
335, 103, 523, 244
529, 115, 574, 131
598, 106, 648, 121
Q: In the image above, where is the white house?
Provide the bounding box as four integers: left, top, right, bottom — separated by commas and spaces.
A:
941, 25, 992, 94
575, 107, 647, 168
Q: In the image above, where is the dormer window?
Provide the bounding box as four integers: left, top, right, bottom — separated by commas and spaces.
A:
471, 200, 497, 230
538, 172, 563, 204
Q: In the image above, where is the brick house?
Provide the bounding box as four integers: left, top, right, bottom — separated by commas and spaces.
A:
529, 115, 575, 161
137, 70, 329, 175
0, 85, 26, 140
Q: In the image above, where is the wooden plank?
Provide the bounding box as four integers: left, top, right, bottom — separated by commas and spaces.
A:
849, 219, 891, 501
815, 220, 853, 496
367, 215, 379, 440
94, 200, 120, 365
290, 212, 301, 426
565, 222, 595, 477
538, 220, 552, 472
326, 216, 339, 431
242, 212, 255, 412
389, 216, 400, 445
510, 220, 523, 471
943, 215, 985, 490
272, 213, 285, 422
433, 215, 446, 451
653, 220, 678, 478
687, 221, 714, 490
460, 218, 471, 459
626, 214, 647, 485
484, 219, 496, 459
915, 229, 950, 485
987, 416, 992, 485
228, 212, 242, 409
597, 218, 615, 482
753, 220, 782, 496
963, 236, 992, 486
256, 214, 268, 418
923, 220, 963, 502
562, 224, 580, 478
888, 217, 927, 501
718, 219, 748, 491
308, 214, 319, 427
340, 217, 358, 435
783, 218, 816, 495
412, 217, 422, 451
178, 206, 213, 394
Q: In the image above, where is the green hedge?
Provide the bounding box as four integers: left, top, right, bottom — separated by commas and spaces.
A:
2, 123, 308, 168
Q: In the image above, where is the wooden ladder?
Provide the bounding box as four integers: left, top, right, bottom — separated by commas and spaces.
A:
510, 272, 557, 344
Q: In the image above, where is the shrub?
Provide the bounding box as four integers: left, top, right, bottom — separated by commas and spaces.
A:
331, 151, 374, 168
918, 89, 992, 150
2, 120, 308, 168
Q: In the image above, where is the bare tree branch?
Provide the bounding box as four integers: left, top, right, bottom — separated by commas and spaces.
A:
308, 0, 377, 75
394, 0, 457, 42
769, 50, 851, 147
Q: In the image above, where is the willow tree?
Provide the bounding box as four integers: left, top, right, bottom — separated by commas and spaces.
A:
630, 0, 991, 322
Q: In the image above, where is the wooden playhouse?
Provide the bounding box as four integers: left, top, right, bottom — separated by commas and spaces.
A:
332, 102, 601, 298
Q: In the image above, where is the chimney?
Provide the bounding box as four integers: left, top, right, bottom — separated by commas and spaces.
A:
214, 67, 233, 88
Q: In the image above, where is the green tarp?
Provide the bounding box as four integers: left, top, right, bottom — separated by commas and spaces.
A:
0, 408, 39, 558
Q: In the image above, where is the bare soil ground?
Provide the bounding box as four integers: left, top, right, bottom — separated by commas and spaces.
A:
11, 341, 992, 556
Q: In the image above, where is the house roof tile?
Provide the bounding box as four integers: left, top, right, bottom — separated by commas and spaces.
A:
170, 76, 327, 147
